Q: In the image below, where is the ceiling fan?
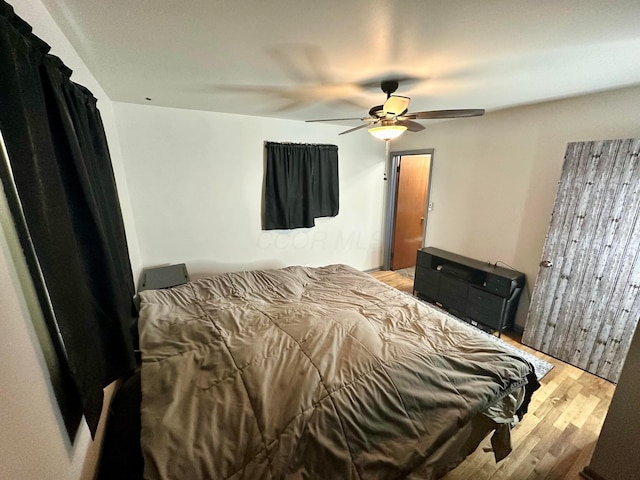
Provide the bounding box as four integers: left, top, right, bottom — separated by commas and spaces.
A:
306, 80, 484, 141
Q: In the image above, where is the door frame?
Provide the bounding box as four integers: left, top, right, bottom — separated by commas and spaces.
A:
383, 148, 434, 271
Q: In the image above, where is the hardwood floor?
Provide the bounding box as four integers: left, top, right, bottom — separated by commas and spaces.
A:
369, 270, 616, 480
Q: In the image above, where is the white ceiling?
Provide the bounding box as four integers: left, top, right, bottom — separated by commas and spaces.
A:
41, 0, 640, 126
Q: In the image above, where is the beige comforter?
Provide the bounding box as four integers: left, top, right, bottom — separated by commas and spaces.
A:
138, 264, 537, 479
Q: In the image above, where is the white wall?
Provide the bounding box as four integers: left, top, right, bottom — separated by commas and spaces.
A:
395, 84, 640, 328
0, 1, 140, 479
113, 102, 386, 281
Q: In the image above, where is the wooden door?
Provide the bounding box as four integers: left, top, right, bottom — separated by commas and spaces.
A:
391, 154, 431, 270
522, 139, 640, 382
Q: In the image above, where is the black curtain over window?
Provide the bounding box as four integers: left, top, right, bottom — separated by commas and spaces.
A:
264, 142, 339, 230
0, 1, 136, 436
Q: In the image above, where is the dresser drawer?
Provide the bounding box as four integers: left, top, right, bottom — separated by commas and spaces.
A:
415, 266, 439, 288
439, 275, 468, 312
485, 273, 518, 298
467, 286, 507, 329
466, 307, 502, 330
414, 267, 439, 299
416, 250, 432, 268
467, 286, 505, 312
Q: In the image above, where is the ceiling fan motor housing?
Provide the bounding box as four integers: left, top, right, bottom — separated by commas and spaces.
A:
369, 105, 385, 117
381, 80, 399, 96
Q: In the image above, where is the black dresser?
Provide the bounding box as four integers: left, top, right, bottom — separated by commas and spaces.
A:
414, 247, 525, 334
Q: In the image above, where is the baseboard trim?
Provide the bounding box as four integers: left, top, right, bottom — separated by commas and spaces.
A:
511, 324, 525, 335
580, 466, 607, 480
363, 266, 383, 273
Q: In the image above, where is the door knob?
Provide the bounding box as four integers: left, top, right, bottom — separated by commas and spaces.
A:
540, 260, 553, 268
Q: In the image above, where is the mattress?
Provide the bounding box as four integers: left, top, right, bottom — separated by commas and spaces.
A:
137, 264, 538, 479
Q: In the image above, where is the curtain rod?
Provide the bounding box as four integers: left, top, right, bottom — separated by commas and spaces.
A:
265, 141, 338, 148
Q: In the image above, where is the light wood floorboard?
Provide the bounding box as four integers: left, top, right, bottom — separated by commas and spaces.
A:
369, 270, 615, 480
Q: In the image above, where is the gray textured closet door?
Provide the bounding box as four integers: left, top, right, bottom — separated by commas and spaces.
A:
523, 139, 640, 383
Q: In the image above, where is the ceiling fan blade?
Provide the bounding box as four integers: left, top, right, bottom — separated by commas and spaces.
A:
397, 120, 425, 132
339, 123, 374, 135
383, 95, 410, 116
408, 109, 485, 119
306, 117, 367, 123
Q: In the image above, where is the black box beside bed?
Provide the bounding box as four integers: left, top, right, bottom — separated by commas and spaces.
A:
99, 264, 539, 479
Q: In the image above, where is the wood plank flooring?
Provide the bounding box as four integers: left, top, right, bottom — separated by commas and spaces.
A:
369, 270, 616, 480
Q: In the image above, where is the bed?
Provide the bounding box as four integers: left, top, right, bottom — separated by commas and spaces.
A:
101, 264, 538, 479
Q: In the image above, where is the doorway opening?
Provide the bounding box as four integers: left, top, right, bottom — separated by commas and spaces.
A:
383, 149, 434, 272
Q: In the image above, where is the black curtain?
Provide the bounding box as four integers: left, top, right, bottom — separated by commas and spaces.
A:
264, 142, 339, 230
0, 1, 136, 436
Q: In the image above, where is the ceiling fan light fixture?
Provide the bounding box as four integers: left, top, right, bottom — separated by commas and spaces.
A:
368, 125, 407, 141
